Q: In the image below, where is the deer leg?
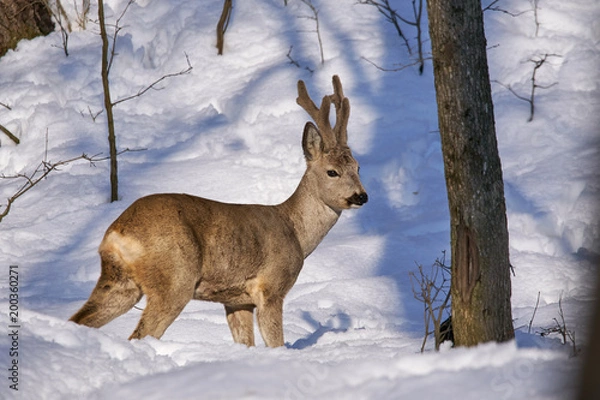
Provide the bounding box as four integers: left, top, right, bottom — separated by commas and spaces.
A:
128, 282, 194, 340
70, 260, 142, 328
225, 305, 255, 346
255, 296, 285, 347
128, 295, 190, 340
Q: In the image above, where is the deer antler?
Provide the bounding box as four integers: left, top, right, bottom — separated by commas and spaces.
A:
296, 75, 350, 148
329, 75, 350, 145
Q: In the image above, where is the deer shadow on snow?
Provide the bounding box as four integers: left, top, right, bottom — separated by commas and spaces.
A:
289, 311, 353, 350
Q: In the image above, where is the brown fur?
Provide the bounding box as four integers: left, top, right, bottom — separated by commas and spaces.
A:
69, 76, 368, 347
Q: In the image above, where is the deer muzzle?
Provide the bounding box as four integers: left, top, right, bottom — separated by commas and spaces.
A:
347, 192, 369, 207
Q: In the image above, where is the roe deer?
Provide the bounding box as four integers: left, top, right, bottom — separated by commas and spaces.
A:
69, 75, 368, 347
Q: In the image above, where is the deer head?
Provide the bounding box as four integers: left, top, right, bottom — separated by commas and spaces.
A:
296, 75, 368, 212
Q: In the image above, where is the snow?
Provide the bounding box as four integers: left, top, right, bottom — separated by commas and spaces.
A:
0, 0, 598, 398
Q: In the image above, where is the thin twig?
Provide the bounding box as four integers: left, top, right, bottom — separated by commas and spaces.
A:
482, 0, 500, 11
493, 80, 531, 102
299, 0, 325, 65
0, 148, 145, 223
112, 54, 193, 106
557, 294, 579, 356
493, 53, 561, 122
361, 55, 431, 72
358, 0, 412, 54
41, 0, 71, 56
411, 0, 424, 74
528, 291, 541, 334
107, 0, 136, 73
410, 251, 451, 352
1, 154, 91, 223
82, 105, 103, 121
539, 292, 580, 357
287, 46, 301, 68
0, 123, 19, 144
74, 0, 91, 30
483, 0, 530, 17
286, 46, 314, 74
358, 0, 425, 74
216, 0, 233, 55
532, 0, 540, 37
84, 147, 147, 164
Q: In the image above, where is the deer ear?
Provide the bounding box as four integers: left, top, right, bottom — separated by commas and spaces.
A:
302, 122, 323, 161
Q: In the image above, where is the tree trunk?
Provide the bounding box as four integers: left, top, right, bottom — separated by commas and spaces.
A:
98, 0, 119, 202
0, 0, 54, 58
577, 270, 600, 399
427, 0, 514, 345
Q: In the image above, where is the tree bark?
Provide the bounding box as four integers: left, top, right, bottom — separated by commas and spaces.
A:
0, 0, 54, 58
427, 0, 514, 345
578, 271, 600, 399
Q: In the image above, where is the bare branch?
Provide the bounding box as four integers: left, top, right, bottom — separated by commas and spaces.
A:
557, 294, 579, 357
115, 0, 136, 27
482, 0, 500, 11
528, 291, 541, 334
42, 0, 71, 56
483, 0, 540, 38
493, 53, 561, 122
112, 54, 193, 106
0, 102, 18, 143
286, 46, 314, 74
80, 105, 104, 121
299, 0, 325, 65
411, 0, 425, 74
483, 0, 530, 17
0, 147, 146, 223
105, 0, 136, 73
84, 147, 147, 164
410, 251, 452, 352
361, 55, 431, 72
287, 45, 301, 68
216, 0, 233, 55
539, 293, 580, 357
358, 0, 425, 74
532, 0, 540, 37
0, 123, 19, 144
74, 0, 91, 30
358, 0, 412, 54
1, 153, 89, 223
493, 80, 530, 102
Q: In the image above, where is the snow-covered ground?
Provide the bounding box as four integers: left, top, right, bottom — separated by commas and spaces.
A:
0, 0, 598, 398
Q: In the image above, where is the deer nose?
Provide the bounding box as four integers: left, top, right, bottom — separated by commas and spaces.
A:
357, 192, 369, 205
349, 192, 369, 206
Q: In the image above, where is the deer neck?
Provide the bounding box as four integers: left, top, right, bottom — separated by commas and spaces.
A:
278, 172, 341, 259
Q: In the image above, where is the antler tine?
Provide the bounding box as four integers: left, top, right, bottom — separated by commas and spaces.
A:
296, 80, 319, 122
329, 75, 350, 145
331, 75, 344, 102
297, 80, 335, 147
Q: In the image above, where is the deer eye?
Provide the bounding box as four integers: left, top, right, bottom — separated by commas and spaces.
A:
327, 170, 339, 177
